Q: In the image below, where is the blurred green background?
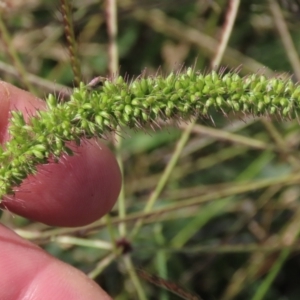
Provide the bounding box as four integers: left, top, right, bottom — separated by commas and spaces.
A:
2, 0, 300, 299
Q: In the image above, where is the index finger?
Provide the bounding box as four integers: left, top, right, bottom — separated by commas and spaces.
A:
0, 82, 122, 227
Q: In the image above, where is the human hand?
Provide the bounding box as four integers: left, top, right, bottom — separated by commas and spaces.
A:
0, 82, 122, 299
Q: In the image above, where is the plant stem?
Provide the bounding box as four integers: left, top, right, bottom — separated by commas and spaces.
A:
60, 0, 82, 86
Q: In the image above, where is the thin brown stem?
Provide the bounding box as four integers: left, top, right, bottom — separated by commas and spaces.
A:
60, 0, 82, 86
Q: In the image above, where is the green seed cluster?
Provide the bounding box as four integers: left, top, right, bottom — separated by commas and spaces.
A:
1, 68, 300, 199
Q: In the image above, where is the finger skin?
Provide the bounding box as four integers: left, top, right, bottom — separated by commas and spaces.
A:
0, 82, 117, 299
0, 224, 112, 300
0, 81, 122, 226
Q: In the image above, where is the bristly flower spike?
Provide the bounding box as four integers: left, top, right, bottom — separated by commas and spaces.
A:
1, 68, 300, 199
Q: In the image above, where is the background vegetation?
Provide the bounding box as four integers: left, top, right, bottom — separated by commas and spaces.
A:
1, 0, 300, 299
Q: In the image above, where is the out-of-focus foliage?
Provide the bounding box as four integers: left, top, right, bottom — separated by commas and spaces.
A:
2, 0, 300, 299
